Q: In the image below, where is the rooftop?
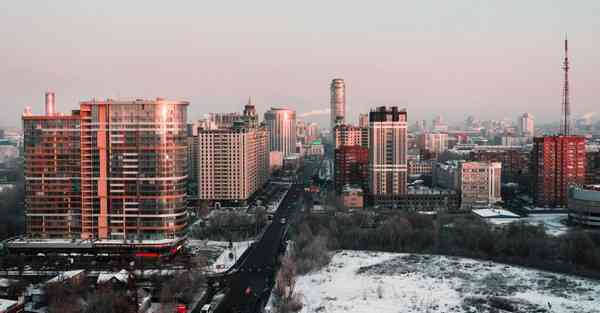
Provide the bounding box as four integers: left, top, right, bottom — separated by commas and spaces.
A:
473, 208, 520, 219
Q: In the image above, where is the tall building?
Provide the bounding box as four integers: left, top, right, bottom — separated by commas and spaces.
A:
417, 132, 448, 158
296, 120, 307, 144
305, 122, 320, 143
469, 147, 530, 183
334, 124, 368, 149
23, 97, 189, 244
264, 107, 296, 157
531, 39, 586, 208
358, 113, 369, 128
330, 78, 346, 129
519, 113, 535, 137
198, 120, 269, 203
207, 112, 242, 129
243, 97, 259, 128
23, 107, 81, 238
368, 106, 408, 203
432, 116, 448, 132
458, 162, 502, 208
586, 149, 600, 185
532, 136, 586, 207
334, 145, 369, 193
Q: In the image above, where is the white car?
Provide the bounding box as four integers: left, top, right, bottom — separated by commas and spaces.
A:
201, 304, 211, 313
280, 218, 286, 224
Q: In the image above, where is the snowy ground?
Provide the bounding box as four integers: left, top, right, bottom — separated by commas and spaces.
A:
296, 251, 600, 313
186, 239, 253, 273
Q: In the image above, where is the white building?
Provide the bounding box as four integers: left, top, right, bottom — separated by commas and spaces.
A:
459, 161, 502, 208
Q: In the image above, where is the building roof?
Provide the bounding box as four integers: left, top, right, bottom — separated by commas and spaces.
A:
0, 299, 18, 311
97, 269, 130, 284
473, 208, 520, 219
46, 270, 85, 284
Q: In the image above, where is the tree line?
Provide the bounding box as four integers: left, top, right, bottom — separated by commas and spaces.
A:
290, 211, 600, 279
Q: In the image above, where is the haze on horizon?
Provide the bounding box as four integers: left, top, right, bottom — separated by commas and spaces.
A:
1, 1, 599, 128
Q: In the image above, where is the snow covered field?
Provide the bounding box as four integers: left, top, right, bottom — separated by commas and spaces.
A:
296, 251, 600, 313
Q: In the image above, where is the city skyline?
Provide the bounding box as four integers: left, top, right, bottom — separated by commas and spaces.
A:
2, 1, 600, 127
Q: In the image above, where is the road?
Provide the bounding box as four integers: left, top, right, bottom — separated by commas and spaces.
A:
209, 184, 303, 313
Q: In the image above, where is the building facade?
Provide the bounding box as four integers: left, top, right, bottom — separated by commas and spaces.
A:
330, 78, 346, 129
23, 98, 189, 242
568, 184, 600, 227
531, 136, 586, 207
368, 106, 408, 203
264, 107, 297, 157
334, 145, 369, 193
469, 147, 530, 183
417, 132, 448, 159
23, 112, 82, 238
198, 123, 269, 203
334, 124, 368, 149
458, 162, 502, 208
519, 113, 535, 138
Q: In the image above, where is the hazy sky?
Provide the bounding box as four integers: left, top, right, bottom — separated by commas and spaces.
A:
1, 1, 599, 128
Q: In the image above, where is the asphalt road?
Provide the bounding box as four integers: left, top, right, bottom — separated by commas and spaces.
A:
211, 184, 304, 313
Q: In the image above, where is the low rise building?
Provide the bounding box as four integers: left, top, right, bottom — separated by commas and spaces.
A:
568, 185, 600, 227
339, 186, 364, 209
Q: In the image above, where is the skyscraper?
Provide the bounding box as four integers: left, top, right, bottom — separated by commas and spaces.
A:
264, 107, 297, 157
330, 78, 346, 129
23, 98, 189, 246
368, 106, 408, 203
519, 113, 535, 137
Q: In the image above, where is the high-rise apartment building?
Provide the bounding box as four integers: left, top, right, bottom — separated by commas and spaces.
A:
458, 162, 502, 208
305, 122, 320, 143
334, 145, 369, 193
198, 120, 269, 203
469, 147, 530, 183
358, 113, 369, 128
264, 107, 296, 157
23, 97, 189, 244
334, 124, 368, 149
519, 113, 535, 137
23, 109, 82, 238
417, 132, 448, 158
532, 136, 586, 207
330, 78, 346, 129
368, 106, 408, 203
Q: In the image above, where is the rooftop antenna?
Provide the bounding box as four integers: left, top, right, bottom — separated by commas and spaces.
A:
560, 35, 571, 136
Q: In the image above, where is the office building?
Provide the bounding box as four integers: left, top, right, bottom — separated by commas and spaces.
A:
368, 106, 408, 203
458, 162, 502, 208
264, 107, 297, 157
532, 136, 586, 207
330, 78, 346, 129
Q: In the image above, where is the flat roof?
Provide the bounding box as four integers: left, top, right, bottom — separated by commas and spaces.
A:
473, 208, 520, 219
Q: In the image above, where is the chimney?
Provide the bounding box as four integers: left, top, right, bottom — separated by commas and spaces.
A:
45, 91, 55, 116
